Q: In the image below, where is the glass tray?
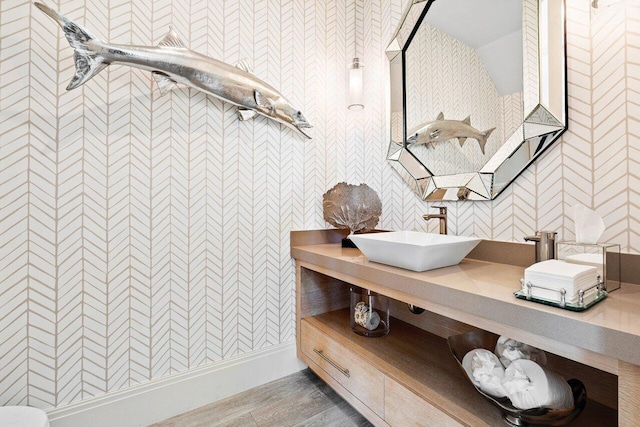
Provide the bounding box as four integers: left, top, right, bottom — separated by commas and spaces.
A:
514, 289, 607, 312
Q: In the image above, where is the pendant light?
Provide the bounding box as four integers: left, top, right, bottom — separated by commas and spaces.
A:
348, 0, 364, 110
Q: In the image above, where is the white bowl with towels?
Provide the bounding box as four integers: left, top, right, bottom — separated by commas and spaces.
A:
449, 330, 586, 425
462, 336, 574, 411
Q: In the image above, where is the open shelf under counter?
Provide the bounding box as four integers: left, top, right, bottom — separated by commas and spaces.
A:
292, 242, 640, 373
302, 308, 616, 427
291, 231, 640, 426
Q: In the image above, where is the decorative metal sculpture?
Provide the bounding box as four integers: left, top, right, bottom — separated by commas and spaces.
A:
35, 2, 313, 139
322, 183, 382, 235
407, 112, 495, 154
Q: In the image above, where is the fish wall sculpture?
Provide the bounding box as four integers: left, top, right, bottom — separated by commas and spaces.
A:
34, 2, 313, 139
407, 112, 495, 154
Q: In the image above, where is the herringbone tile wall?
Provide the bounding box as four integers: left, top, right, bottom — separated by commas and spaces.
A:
1, 0, 639, 414
0, 0, 399, 411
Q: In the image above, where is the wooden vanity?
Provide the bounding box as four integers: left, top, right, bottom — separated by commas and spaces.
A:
291, 230, 640, 426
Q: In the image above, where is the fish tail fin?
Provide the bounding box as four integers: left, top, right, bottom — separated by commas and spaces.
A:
35, 2, 108, 90
478, 127, 496, 155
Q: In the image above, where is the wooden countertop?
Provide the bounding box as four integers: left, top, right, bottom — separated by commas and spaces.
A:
291, 243, 640, 372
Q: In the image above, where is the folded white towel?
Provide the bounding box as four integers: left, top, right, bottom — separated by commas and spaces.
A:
495, 336, 547, 367
524, 260, 598, 303
462, 349, 508, 398
565, 253, 603, 278
502, 359, 574, 410
525, 259, 596, 279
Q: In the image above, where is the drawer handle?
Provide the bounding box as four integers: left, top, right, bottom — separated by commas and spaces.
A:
313, 349, 350, 378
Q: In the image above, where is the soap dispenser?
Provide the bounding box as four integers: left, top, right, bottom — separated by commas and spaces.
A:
524, 231, 557, 263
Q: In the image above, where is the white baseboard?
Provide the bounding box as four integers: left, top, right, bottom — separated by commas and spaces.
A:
46, 342, 306, 427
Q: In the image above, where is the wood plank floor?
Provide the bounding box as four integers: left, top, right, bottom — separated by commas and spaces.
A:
149, 369, 373, 427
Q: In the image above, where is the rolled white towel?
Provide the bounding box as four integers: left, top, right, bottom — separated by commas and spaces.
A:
462, 349, 508, 398
495, 336, 547, 367
353, 302, 380, 330
502, 359, 574, 410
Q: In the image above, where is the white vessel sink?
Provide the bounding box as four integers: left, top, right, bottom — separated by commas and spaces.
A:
349, 231, 481, 272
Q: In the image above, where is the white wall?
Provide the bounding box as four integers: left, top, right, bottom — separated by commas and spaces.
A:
0, 0, 391, 412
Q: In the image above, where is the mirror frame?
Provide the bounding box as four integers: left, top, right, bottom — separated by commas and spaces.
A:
386, 0, 567, 201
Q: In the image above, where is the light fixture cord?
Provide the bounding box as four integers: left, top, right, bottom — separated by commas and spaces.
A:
354, 0, 360, 59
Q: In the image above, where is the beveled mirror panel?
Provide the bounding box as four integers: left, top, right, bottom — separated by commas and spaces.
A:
387, 0, 566, 201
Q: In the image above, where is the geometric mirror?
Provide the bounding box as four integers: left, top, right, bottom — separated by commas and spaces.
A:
387, 0, 567, 200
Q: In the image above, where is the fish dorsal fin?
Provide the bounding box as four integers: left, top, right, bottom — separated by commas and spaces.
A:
236, 58, 254, 74
254, 90, 275, 111
152, 71, 178, 96
462, 115, 471, 125
158, 27, 187, 48
436, 112, 444, 121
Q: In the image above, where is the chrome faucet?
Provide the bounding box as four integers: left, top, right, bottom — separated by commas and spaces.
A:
524, 231, 557, 263
423, 206, 448, 235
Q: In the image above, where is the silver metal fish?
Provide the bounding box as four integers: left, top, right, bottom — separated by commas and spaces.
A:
34, 2, 313, 139
407, 112, 495, 154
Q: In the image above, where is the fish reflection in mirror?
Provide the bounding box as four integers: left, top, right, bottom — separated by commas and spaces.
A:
34, 2, 313, 139
407, 112, 495, 154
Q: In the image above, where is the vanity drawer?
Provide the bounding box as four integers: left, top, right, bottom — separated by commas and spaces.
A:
301, 319, 385, 418
385, 377, 463, 427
